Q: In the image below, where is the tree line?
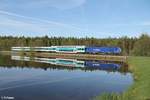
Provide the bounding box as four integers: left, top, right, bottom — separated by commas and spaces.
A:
0, 34, 150, 56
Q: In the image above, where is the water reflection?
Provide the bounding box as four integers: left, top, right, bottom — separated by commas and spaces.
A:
0, 54, 133, 100
10, 55, 128, 72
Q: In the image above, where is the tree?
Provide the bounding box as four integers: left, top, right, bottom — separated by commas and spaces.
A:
132, 34, 150, 56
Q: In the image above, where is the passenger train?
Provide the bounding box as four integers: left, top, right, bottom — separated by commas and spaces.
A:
11, 46, 121, 54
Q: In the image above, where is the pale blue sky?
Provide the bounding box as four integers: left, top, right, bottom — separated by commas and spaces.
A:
0, 0, 150, 38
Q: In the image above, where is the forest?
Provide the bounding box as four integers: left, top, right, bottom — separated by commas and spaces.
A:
0, 33, 150, 56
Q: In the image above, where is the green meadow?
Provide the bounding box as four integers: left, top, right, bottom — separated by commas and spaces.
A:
95, 56, 150, 100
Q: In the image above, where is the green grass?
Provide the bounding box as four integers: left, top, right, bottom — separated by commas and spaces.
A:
95, 56, 150, 100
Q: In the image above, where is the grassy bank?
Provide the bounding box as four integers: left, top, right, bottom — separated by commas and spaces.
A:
95, 56, 150, 100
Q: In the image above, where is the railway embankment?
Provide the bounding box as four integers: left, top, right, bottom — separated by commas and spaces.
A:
0, 51, 127, 62
25, 52, 127, 62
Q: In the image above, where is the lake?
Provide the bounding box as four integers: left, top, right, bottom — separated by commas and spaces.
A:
0, 55, 133, 100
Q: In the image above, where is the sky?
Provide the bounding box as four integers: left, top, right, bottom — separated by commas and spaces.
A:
0, 0, 150, 38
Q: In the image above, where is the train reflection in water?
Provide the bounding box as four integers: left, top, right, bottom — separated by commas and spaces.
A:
11, 56, 127, 71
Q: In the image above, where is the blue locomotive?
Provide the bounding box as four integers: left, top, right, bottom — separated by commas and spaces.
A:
12, 46, 121, 54
85, 47, 121, 54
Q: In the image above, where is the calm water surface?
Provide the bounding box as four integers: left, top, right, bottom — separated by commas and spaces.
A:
0, 55, 133, 100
